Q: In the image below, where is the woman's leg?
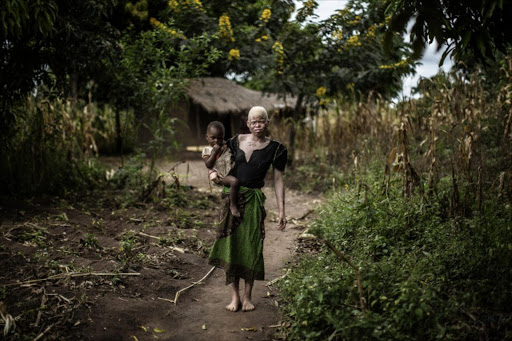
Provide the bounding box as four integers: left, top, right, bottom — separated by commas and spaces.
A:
226, 277, 240, 311
221, 175, 240, 217
242, 279, 255, 311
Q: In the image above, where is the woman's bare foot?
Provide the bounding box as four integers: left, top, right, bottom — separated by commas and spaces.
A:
230, 204, 240, 218
226, 297, 240, 312
242, 299, 255, 312
226, 281, 241, 312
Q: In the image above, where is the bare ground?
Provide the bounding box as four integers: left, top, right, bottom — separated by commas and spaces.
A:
0, 154, 321, 341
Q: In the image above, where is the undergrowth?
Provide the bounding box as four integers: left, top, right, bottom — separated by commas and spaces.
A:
279, 172, 512, 340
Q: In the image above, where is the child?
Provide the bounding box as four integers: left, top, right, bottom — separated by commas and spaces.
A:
202, 121, 241, 217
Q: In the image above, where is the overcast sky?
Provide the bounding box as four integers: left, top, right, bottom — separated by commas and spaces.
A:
293, 0, 453, 97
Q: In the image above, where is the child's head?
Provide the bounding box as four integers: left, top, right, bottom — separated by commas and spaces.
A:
205, 121, 225, 147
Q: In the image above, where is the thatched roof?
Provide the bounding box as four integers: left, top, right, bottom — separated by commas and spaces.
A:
186, 77, 296, 115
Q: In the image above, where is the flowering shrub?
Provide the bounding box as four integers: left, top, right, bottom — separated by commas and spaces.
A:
149, 17, 186, 39
219, 14, 235, 42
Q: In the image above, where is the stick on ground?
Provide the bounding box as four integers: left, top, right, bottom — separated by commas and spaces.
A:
173, 266, 215, 305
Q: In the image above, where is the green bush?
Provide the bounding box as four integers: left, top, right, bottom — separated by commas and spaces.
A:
279, 175, 512, 340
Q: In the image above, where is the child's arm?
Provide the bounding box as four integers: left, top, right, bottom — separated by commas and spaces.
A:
203, 144, 222, 169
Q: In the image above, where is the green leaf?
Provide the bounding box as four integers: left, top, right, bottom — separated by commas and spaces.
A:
462, 30, 471, 48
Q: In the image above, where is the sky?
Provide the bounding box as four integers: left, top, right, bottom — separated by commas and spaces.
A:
294, 0, 453, 98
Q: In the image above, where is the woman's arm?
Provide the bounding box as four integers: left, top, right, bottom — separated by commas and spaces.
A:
273, 168, 286, 230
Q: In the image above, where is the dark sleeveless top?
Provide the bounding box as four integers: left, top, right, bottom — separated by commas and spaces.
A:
226, 135, 287, 189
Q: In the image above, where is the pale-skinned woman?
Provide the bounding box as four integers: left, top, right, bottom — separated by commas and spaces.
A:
208, 106, 287, 312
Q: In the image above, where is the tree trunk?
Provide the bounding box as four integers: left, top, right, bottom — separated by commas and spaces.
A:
69, 73, 79, 101
115, 110, 123, 153
287, 93, 304, 167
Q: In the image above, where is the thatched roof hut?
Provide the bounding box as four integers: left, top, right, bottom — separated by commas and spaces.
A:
186, 77, 295, 114
181, 77, 296, 145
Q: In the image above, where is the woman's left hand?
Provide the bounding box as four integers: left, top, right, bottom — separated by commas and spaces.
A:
277, 214, 287, 230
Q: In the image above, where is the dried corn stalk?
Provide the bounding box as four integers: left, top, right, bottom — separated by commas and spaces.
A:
0, 301, 16, 337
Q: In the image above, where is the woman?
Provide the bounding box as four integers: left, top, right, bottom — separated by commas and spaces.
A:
208, 106, 287, 312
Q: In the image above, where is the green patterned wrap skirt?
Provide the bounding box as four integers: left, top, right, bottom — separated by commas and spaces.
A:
208, 186, 266, 285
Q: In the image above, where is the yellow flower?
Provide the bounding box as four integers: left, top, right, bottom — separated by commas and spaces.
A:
168, 0, 179, 10
260, 9, 271, 22
333, 30, 343, 40
149, 17, 186, 39
315, 86, 327, 97
296, 0, 317, 20
272, 41, 285, 73
366, 25, 377, 39
168, 0, 204, 12
219, 14, 235, 42
379, 58, 410, 69
228, 49, 240, 61
346, 35, 362, 47
272, 41, 284, 53
255, 35, 269, 42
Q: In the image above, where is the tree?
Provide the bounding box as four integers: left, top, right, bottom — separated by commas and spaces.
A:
244, 0, 415, 163
384, 0, 512, 65
0, 0, 121, 103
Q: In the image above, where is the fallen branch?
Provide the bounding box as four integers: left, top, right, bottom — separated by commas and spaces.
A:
140, 162, 184, 201
297, 209, 314, 220
4, 272, 141, 287
33, 323, 54, 341
266, 270, 290, 287
34, 292, 47, 327
321, 239, 366, 312
137, 233, 185, 253
158, 297, 175, 304
138, 232, 159, 240
173, 267, 215, 305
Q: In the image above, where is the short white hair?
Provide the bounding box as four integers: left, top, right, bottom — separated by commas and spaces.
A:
248, 106, 269, 121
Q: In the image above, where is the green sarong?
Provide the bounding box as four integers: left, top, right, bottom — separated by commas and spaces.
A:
208, 186, 266, 285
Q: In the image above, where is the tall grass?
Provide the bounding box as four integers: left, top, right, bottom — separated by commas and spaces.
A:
270, 61, 512, 209
0, 95, 136, 195
276, 59, 512, 340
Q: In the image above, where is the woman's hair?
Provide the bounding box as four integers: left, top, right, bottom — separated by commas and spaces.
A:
207, 121, 225, 134
248, 106, 269, 121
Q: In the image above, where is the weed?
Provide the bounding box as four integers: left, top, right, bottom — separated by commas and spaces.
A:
80, 233, 100, 249
13, 226, 48, 247
279, 177, 512, 340
118, 231, 144, 265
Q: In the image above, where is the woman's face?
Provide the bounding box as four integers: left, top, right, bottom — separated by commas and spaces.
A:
247, 115, 268, 136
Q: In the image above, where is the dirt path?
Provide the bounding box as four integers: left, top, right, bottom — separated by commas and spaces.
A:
0, 154, 320, 341
154, 157, 320, 341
